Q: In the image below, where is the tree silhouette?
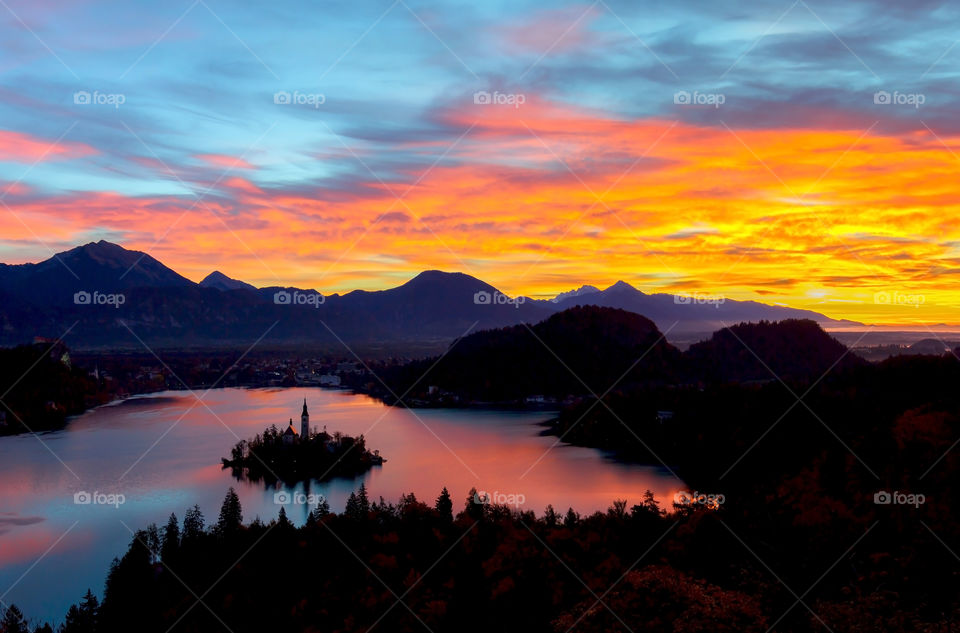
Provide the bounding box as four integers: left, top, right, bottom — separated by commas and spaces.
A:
182, 505, 205, 543
214, 488, 243, 536
1, 605, 27, 633
161, 513, 179, 561
435, 487, 453, 522
59, 590, 98, 633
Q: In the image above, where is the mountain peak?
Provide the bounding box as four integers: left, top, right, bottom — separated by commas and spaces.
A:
606, 280, 637, 292
551, 284, 601, 303
199, 270, 256, 292
52, 240, 193, 289
73, 239, 131, 258
401, 270, 489, 290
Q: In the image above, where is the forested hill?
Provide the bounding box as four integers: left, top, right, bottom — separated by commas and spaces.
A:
377, 305, 683, 402
0, 342, 104, 434
371, 309, 862, 405
686, 318, 866, 383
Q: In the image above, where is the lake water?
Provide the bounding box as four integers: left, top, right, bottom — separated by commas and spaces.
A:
0, 387, 682, 624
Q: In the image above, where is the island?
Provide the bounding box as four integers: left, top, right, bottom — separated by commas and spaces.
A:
221, 399, 385, 484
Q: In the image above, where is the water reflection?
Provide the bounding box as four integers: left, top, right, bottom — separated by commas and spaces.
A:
0, 387, 682, 623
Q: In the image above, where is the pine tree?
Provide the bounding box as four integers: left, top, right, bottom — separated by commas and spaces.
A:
161, 513, 180, 560
182, 504, 205, 542
465, 487, 485, 521
144, 523, 161, 562
277, 506, 292, 529
357, 483, 370, 513
543, 504, 559, 527
1, 604, 27, 633
60, 591, 100, 633
345, 484, 370, 520
435, 487, 453, 522
312, 497, 331, 521
215, 488, 243, 536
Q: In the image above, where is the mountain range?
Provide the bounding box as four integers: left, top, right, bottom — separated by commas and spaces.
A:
0, 241, 860, 350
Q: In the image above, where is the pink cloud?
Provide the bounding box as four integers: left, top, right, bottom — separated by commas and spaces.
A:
0, 130, 97, 163
497, 5, 601, 55
195, 153, 255, 170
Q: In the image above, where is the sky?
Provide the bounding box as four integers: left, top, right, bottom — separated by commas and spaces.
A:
0, 0, 958, 325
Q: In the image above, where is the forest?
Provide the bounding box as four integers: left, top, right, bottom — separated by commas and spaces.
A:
3, 313, 958, 632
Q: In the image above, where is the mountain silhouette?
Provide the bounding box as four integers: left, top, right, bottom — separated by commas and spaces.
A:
548, 280, 858, 334
0, 241, 192, 305
199, 271, 257, 292
0, 242, 857, 350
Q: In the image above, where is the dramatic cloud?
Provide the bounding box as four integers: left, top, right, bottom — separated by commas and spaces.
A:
0, 0, 958, 324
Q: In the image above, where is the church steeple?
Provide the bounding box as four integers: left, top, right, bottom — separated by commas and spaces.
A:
300, 398, 309, 438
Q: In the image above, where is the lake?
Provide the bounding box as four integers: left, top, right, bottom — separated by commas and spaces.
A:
0, 387, 682, 624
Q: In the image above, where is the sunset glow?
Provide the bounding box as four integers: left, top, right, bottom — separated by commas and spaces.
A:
1, 0, 958, 324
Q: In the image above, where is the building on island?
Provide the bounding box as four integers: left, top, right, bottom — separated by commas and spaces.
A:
282, 418, 299, 445
281, 399, 312, 445
301, 398, 309, 438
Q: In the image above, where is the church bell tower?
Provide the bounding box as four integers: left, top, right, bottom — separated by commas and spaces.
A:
301, 398, 309, 438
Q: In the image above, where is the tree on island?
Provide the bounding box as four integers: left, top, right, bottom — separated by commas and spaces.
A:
222, 424, 384, 485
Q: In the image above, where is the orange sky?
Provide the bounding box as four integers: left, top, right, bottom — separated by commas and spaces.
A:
2, 100, 959, 326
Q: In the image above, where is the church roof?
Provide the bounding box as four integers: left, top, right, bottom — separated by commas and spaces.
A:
283, 419, 298, 435
302, 398, 308, 416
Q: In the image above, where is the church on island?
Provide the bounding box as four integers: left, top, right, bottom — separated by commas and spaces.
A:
282, 398, 310, 445
275, 399, 383, 463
